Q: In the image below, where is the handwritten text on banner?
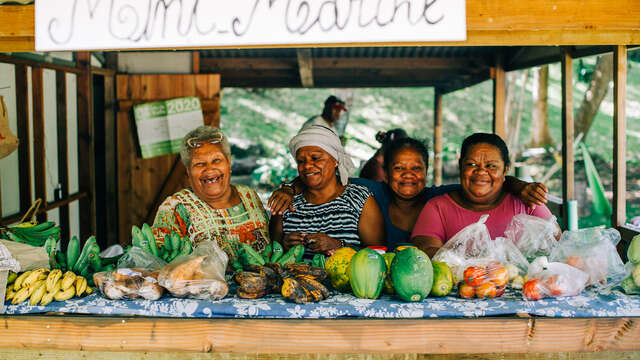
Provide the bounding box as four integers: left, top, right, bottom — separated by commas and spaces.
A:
35, 0, 466, 51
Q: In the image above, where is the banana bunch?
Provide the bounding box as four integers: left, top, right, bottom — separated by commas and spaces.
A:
47, 236, 112, 282
1, 221, 61, 247
5, 268, 93, 306
131, 224, 192, 263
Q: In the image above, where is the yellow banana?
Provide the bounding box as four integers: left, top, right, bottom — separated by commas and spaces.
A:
29, 283, 47, 306
85, 286, 93, 295
11, 287, 30, 304
46, 270, 63, 292
50, 279, 62, 295
23, 268, 48, 288
40, 291, 56, 306
61, 271, 77, 290
13, 271, 32, 290
7, 271, 18, 285
54, 286, 75, 301
26, 280, 45, 297
75, 276, 87, 297
5, 288, 15, 301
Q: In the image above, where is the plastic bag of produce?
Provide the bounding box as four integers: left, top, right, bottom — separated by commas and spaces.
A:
158, 240, 229, 300
93, 268, 164, 301
523, 256, 589, 300
549, 227, 626, 288
487, 237, 530, 289
504, 214, 559, 261
117, 247, 167, 270
617, 261, 640, 295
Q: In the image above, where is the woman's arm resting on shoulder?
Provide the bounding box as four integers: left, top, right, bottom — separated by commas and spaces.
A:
267, 177, 305, 215
411, 235, 443, 258
504, 176, 548, 210
358, 196, 386, 247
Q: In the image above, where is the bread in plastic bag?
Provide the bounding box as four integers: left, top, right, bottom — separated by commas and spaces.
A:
158, 240, 229, 300
504, 214, 559, 261
93, 268, 163, 300
523, 256, 589, 300
117, 246, 167, 270
548, 227, 625, 288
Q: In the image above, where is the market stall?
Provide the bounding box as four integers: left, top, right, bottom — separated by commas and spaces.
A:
1, 0, 640, 357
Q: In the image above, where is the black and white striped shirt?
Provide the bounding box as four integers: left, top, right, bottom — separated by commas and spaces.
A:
282, 183, 371, 251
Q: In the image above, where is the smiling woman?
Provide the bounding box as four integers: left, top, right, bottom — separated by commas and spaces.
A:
151, 126, 270, 262
411, 133, 559, 258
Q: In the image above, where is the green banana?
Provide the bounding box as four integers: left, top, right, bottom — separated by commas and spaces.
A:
55, 251, 68, 271
44, 237, 57, 255
171, 232, 182, 252
271, 242, 284, 263
163, 234, 173, 251
141, 223, 159, 257
131, 225, 148, 252
66, 236, 81, 270
73, 236, 97, 273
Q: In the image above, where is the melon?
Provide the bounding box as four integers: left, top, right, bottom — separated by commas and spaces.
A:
391, 247, 434, 302
325, 247, 357, 292
348, 248, 387, 299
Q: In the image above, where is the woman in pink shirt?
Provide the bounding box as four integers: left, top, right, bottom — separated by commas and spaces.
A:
411, 133, 558, 257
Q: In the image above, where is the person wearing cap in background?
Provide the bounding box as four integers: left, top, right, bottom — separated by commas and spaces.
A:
299, 95, 348, 134
359, 128, 409, 182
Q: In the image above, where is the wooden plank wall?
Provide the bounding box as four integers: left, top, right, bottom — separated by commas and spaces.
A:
116, 74, 220, 245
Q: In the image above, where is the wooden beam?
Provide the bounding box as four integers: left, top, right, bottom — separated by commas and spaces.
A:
0, 316, 638, 353
296, 49, 314, 88
56, 70, 70, 243
433, 89, 443, 187
14, 64, 32, 214
31, 66, 47, 223
612, 45, 627, 228
192, 52, 200, 74
492, 55, 506, 139
1, 192, 88, 226
0, 54, 82, 74
561, 49, 575, 230
76, 52, 96, 240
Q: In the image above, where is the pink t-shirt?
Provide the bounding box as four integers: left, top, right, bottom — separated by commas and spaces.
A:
411, 193, 553, 243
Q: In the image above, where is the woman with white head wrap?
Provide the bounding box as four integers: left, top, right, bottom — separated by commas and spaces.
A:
270, 125, 385, 258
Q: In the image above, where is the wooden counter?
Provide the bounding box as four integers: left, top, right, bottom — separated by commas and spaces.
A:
0, 315, 638, 354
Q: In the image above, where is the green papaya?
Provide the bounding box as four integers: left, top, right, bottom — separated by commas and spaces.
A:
348, 248, 386, 300
391, 247, 433, 302
430, 261, 453, 297
628, 234, 640, 265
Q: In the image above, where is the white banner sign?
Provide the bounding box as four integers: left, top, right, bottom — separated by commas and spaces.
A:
35, 0, 466, 51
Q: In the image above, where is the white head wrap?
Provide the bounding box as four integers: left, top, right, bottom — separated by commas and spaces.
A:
289, 125, 355, 186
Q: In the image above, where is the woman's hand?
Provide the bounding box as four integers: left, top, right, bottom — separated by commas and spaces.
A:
519, 182, 548, 210
268, 188, 295, 215
282, 232, 306, 250
305, 233, 341, 254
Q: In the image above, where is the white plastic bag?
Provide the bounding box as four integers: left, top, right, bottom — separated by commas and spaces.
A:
523, 256, 589, 300
504, 214, 559, 261
549, 227, 625, 288
158, 240, 229, 300
94, 268, 164, 301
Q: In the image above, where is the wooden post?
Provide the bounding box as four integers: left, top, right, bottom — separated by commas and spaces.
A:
76, 52, 95, 240
192, 51, 200, 74
31, 66, 47, 223
297, 49, 314, 88
433, 89, 443, 186
493, 55, 506, 139
561, 49, 575, 229
612, 46, 627, 227
56, 70, 70, 242
14, 64, 32, 214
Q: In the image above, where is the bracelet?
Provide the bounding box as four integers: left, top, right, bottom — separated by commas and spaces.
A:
279, 182, 295, 195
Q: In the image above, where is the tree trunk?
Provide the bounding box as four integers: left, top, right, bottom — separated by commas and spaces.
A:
529, 65, 554, 147
574, 54, 614, 139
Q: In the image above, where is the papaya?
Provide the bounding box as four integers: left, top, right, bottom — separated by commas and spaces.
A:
382, 252, 395, 294
348, 248, 386, 300
628, 234, 640, 265
391, 247, 433, 302
431, 261, 453, 297
325, 247, 356, 292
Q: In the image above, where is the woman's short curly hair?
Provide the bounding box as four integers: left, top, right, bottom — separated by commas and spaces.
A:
180, 125, 231, 167
459, 133, 510, 168
383, 137, 429, 172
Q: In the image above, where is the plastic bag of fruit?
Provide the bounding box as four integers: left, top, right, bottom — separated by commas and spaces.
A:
523, 256, 589, 300
158, 241, 229, 300
548, 227, 626, 289
93, 268, 164, 300
504, 214, 559, 261
487, 237, 530, 289
458, 261, 513, 299
117, 247, 167, 271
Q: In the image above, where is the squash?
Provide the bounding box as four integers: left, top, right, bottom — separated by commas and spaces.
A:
325, 247, 357, 292
382, 252, 395, 294
391, 247, 433, 302
348, 248, 386, 299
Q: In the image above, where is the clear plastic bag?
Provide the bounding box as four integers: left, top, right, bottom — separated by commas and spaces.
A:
504, 214, 559, 261
618, 262, 640, 295
158, 240, 229, 300
523, 256, 589, 300
117, 247, 167, 270
433, 216, 530, 298
93, 268, 164, 301
549, 227, 626, 288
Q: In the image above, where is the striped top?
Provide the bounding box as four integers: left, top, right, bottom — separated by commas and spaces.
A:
282, 183, 371, 252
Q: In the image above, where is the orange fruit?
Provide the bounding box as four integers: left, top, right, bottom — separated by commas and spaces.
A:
458, 282, 475, 299
463, 266, 487, 287
475, 281, 497, 299
523, 279, 544, 301
488, 265, 509, 287
566, 255, 585, 271
544, 275, 564, 296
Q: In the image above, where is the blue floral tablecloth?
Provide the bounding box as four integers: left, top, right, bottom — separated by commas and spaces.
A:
5, 287, 640, 318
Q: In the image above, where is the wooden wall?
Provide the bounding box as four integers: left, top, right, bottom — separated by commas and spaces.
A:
116, 74, 220, 245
